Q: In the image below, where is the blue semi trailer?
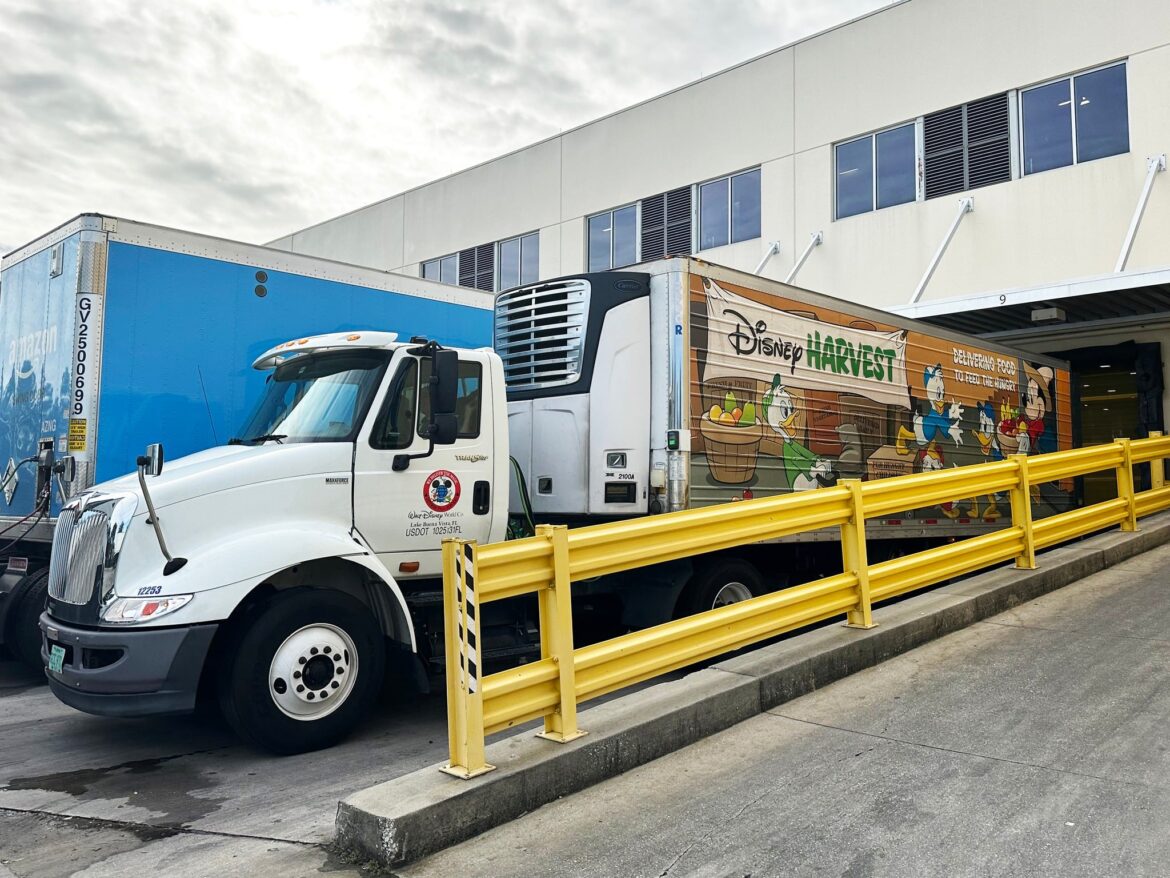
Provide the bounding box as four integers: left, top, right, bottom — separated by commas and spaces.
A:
0, 214, 492, 668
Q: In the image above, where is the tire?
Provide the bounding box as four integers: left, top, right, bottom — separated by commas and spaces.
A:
217, 588, 385, 755
8, 567, 49, 671
677, 558, 764, 618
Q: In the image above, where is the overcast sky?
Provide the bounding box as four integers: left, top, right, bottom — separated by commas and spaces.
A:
0, 0, 887, 255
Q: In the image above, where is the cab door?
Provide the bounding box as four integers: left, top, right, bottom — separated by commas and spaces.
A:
353, 349, 496, 578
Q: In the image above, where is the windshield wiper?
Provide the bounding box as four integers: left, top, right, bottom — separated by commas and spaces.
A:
227, 433, 287, 446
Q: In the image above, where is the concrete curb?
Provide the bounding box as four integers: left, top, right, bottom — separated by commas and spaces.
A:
334, 512, 1170, 868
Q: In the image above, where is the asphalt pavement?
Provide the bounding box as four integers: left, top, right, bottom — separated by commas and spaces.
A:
0, 628, 667, 876
0, 660, 445, 876
397, 541, 1170, 878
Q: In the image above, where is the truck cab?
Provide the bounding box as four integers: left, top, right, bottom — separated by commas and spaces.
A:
41, 331, 508, 753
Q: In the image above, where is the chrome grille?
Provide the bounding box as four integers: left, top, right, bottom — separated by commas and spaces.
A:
47, 492, 137, 607
494, 279, 590, 391
47, 508, 77, 599
48, 509, 108, 605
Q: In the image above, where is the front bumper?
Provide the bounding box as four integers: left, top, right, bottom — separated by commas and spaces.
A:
40, 612, 218, 717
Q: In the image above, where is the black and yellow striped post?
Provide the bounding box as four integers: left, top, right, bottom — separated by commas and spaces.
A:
441, 539, 494, 778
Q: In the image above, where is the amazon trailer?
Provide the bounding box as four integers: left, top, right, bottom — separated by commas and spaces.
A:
0, 214, 492, 666
501, 257, 1073, 547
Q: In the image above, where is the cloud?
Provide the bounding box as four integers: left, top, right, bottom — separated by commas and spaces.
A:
0, 0, 887, 255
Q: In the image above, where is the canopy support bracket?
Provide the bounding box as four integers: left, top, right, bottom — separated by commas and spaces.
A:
784, 231, 823, 284
1115, 154, 1166, 273
909, 197, 973, 305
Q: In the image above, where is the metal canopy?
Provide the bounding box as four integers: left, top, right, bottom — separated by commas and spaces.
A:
891, 266, 1170, 337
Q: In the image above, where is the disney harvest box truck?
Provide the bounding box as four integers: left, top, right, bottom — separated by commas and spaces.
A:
40, 258, 1071, 752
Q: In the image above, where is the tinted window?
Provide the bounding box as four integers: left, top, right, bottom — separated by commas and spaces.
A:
730, 169, 761, 243
422, 260, 439, 281
835, 136, 874, 219
876, 124, 916, 209
1075, 64, 1129, 163
588, 214, 611, 271
612, 205, 637, 267
1022, 79, 1074, 175
370, 359, 418, 450
418, 359, 483, 439
699, 177, 730, 250
499, 236, 521, 290
439, 255, 457, 285
520, 233, 539, 285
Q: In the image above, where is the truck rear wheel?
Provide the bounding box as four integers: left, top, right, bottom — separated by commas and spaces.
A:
677, 558, 764, 617
8, 568, 49, 671
217, 588, 385, 754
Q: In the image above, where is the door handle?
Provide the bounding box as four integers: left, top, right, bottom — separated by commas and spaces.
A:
473, 480, 490, 515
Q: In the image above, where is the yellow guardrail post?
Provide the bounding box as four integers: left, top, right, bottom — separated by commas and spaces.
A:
535, 524, 586, 743
840, 479, 876, 629
1115, 438, 1138, 532
1009, 455, 1037, 569
441, 539, 495, 779
1151, 430, 1165, 490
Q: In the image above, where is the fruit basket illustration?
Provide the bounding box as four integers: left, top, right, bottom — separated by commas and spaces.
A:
699, 390, 765, 483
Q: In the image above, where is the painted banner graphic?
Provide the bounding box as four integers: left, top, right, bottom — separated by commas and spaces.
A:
702, 281, 912, 410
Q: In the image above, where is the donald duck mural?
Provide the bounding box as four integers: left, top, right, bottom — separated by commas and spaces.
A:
761, 373, 834, 491
896, 363, 965, 517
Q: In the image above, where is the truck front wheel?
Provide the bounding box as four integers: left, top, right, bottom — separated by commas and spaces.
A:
217, 588, 385, 754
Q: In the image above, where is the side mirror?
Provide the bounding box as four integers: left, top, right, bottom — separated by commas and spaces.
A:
430, 413, 458, 445
430, 350, 458, 416
427, 350, 459, 446
54, 455, 76, 484
137, 443, 165, 477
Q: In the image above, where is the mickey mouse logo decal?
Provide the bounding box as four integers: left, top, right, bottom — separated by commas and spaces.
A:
423, 469, 461, 512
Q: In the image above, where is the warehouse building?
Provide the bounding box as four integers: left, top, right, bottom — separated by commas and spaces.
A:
269, 0, 1170, 454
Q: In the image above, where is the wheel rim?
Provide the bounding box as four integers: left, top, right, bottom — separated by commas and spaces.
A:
711, 581, 754, 609
267, 623, 359, 721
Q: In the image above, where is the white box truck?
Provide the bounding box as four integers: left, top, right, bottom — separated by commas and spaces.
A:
40, 258, 1072, 752
0, 214, 491, 669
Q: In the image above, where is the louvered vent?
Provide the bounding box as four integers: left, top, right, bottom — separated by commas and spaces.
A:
640, 186, 692, 260
458, 244, 496, 292
665, 187, 692, 254
965, 93, 1011, 190
640, 193, 665, 260
924, 93, 1011, 199
494, 279, 590, 390
924, 105, 965, 199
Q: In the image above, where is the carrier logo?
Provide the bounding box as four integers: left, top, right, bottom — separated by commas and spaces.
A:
8, 326, 58, 380
423, 470, 460, 512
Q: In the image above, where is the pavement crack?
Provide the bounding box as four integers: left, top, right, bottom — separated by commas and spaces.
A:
656, 787, 773, 877
767, 712, 1169, 792
979, 618, 1170, 646
0, 805, 322, 848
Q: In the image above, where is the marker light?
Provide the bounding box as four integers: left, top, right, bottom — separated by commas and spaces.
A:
102, 594, 193, 624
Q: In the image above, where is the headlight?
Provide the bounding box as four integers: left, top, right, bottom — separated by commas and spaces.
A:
101, 594, 193, 624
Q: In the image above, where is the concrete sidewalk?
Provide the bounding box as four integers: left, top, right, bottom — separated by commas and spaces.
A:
395, 540, 1170, 877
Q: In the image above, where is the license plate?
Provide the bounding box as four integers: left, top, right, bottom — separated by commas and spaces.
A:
48, 644, 66, 674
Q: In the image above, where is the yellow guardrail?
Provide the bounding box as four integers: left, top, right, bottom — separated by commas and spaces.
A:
440, 434, 1170, 778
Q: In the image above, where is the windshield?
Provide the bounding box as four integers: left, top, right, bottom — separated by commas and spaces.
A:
234, 350, 390, 444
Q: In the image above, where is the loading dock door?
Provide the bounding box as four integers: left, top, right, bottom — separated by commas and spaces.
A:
1057, 341, 1163, 503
